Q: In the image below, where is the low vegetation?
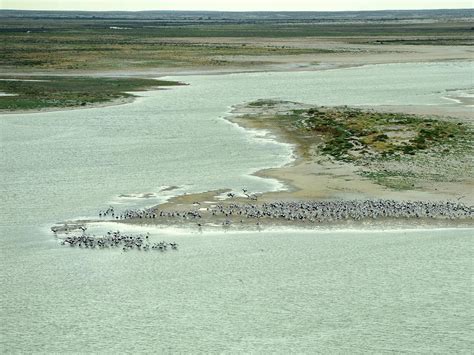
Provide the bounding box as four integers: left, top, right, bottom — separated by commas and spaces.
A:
0, 11, 472, 71
297, 107, 469, 161
0, 35, 334, 70
0, 76, 182, 111
241, 101, 473, 190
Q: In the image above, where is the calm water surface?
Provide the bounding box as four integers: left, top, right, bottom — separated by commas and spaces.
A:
1, 62, 473, 352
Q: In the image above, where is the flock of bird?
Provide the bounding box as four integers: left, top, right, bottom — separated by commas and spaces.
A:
55, 196, 472, 252
97, 198, 473, 228
207, 200, 473, 223
59, 230, 178, 252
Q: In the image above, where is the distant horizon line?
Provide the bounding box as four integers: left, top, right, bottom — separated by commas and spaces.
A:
1, 7, 472, 13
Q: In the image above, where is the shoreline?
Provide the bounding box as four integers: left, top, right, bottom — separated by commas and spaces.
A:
0, 63, 356, 115
2, 56, 472, 115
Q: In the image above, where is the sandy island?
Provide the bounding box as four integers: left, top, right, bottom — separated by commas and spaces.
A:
5, 41, 471, 232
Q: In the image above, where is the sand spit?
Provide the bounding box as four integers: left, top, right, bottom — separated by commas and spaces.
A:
58, 196, 470, 235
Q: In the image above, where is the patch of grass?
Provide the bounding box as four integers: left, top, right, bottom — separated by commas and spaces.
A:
0, 76, 182, 111
297, 107, 469, 161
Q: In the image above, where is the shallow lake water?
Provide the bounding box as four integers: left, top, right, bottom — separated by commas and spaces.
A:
1, 62, 473, 352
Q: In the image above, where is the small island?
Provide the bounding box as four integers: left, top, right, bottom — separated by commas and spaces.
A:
54, 101, 473, 235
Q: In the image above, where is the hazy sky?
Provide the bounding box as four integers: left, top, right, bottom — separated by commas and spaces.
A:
1, 0, 472, 11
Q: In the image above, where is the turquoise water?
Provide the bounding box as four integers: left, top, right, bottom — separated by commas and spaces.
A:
2, 228, 472, 353
1, 62, 473, 352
